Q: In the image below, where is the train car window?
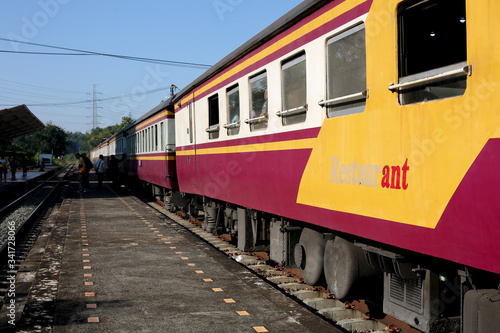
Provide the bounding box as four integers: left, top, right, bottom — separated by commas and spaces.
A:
247, 71, 268, 131
155, 124, 158, 151
147, 128, 150, 152
394, 0, 468, 104
280, 53, 307, 125
152, 127, 155, 151
225, 85, 240, 136
150, 127, 153, 152
146, 128, 149, 152
207, 94, 220, 139
325, 23, 367, 117
142, 130, 145, 153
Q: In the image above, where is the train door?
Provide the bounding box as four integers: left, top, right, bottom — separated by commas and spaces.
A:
188, 100, 199, 186
162, 120, 169, 178
163, 111, 177, 187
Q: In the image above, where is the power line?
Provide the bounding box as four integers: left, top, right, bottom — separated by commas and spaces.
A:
0, 78, 85, 94
0, 38, 212, 69
0, 50, 93, 56
0, 85, 173, 107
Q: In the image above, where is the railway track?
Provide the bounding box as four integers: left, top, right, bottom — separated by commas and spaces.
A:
0, 165, 74, 302
147, 200, 421, 333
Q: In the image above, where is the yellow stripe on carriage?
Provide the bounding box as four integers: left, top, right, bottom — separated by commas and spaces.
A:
129, 155, 176, 161
176, 138, 316, 156
134, 110, 174, 131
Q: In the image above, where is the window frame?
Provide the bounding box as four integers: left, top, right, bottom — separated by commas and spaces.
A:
246, 71, 268, 131
322, 23, 368, 118
223, 84, 241, 136
390, 0, 469, 105
206, 94, 220, 140
278, 52, 307, 126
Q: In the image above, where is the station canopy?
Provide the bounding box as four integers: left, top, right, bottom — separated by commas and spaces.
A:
0, 105, 45, 140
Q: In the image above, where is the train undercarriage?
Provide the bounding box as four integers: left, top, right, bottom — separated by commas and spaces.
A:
147, 183, 499, 333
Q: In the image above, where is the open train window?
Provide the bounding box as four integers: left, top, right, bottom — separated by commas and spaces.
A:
246, 71, 268, 131
224, 85, 240, 136
391, 0, 469, 104
323, 23, 367, 117
279, 53, 307, 125
207, 94, 220, 140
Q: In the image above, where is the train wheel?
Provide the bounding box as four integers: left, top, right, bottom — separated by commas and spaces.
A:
323, 236, 378, 299
294, 228, 325, 285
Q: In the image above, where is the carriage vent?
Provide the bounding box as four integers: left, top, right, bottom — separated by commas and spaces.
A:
384, 270, 438, 332
389, 274, 423, 312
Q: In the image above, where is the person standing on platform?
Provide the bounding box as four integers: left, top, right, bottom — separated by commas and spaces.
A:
94, 154, 106, 190
107, 155, 119, 188
76, 153, 85, 193
81, 153, 92, 191
0, 154, 7, 182
10, 155, 17, 180
39, 157, 45, 171
22, 155, 28, 177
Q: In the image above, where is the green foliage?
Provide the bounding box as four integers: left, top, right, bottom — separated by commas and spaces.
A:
12, 122, 67, 157
66, 131, 87, 154
9, 116, 135, 160
69, 115, 135, 154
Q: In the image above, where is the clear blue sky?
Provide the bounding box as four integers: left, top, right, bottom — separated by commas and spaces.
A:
0, 0, 303, 133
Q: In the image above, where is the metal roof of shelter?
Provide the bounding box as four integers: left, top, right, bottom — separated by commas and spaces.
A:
0, 104, 45, 140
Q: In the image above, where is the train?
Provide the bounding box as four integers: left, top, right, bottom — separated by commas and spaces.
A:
91, 1, 500, 332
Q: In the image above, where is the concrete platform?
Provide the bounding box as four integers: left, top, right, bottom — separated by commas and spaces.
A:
0, 166, 58, 207
1, 178, 341, 332
0, 166, 55, 186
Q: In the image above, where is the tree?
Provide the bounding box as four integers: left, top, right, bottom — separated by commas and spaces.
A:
65, 115, 136, 154
66, 131, 87, 154
13, 122, 67, 157
118, 115, 134, 129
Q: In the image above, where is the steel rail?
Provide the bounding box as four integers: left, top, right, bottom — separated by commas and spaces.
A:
0, 164, 74, 261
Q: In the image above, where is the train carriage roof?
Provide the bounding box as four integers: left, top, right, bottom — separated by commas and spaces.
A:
172, 0, 327, 103
92, 98, 174, 149
120, 98, 173, 134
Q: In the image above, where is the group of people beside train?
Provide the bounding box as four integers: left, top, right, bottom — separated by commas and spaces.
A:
0, 154, 29, 182
75, 152, 122, 192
